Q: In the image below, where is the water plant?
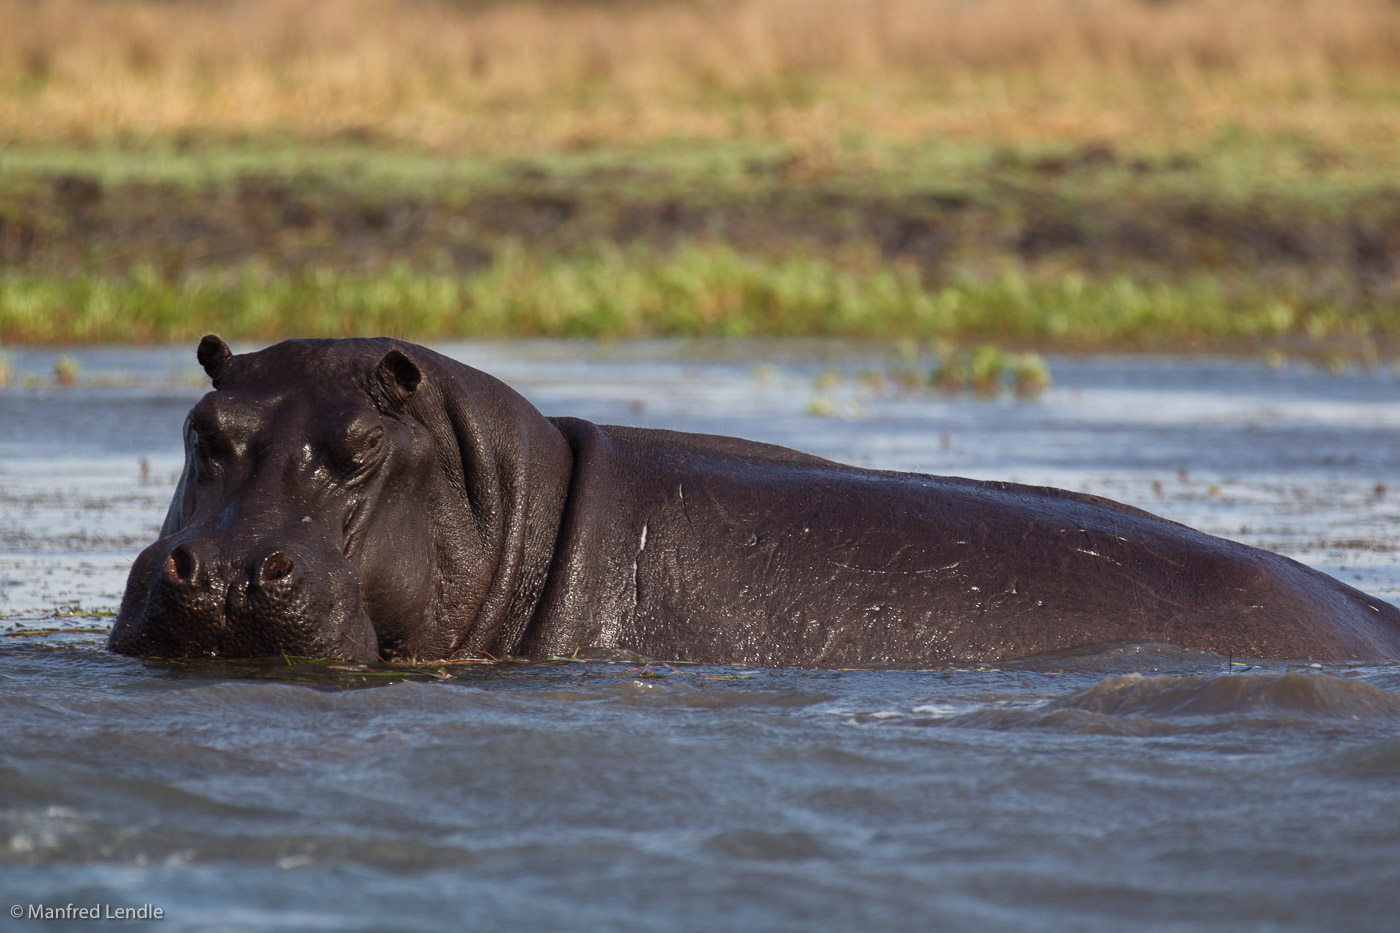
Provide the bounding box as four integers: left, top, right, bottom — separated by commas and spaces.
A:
929, 344, 1054, 398
53, 355, 78, 387
1010, 354, 1053, 398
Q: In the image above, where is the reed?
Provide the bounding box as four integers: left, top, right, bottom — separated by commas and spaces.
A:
2, 0, 1398, 152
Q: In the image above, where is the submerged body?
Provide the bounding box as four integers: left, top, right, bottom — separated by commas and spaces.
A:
109, 337, 1400, 665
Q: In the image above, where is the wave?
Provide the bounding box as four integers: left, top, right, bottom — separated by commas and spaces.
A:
940, 670, 1400, 734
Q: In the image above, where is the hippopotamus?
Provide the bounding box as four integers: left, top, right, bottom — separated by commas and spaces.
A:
108, 336, 1400, 666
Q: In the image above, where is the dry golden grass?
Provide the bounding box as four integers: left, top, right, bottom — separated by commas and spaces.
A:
1, 0, 1399, 152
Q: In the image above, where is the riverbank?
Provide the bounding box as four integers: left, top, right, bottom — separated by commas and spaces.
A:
2, 0, 1398, 354
1, 136, 1397, 356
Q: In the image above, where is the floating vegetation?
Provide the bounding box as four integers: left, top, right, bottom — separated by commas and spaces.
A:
805, 396, 862, 419
53, 355, 78, 387
928, 343, 1053, 398
800, 341, 1051, 418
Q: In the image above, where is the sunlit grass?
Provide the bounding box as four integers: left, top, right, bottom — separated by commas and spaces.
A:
2, 0, 1399, 153
2, 245, 1390, 349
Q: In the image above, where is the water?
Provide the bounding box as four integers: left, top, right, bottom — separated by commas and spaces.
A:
3, 343, 1400, 931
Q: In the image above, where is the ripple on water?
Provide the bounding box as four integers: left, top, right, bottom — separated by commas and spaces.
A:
603, 678, 835, 709
938, 670, 1400, 735
703, 828, 831, 861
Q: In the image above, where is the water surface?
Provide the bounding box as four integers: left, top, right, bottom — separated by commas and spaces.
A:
3, 344, 1399, 931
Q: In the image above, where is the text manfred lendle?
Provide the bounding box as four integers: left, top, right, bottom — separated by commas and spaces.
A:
25, 903, 163, 920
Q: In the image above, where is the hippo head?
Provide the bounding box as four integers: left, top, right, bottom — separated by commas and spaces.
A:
108, 336, 571, 662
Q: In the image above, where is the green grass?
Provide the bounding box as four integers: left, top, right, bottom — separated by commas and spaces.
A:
0, 129, 1394, 206
2, 244, 1392, 350
0, 137, 790, 199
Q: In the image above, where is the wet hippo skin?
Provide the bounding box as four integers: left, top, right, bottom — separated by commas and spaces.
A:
108, 336, 1400, 665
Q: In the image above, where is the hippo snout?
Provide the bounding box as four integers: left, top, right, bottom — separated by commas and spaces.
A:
110, 534, 380, 662
159, 542, 301, 595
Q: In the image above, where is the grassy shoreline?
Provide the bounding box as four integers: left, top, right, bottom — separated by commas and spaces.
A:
2, 250, 1394, 352
2, 135, 1398, 356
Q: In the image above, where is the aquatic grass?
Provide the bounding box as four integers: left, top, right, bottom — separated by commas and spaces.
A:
3, 245, 1394, 351
2, 626, 110, 636
52, 605, 114, 619
52, 354, 78, 386
923, 343, 1054, 398
1010, 354, 1053, 398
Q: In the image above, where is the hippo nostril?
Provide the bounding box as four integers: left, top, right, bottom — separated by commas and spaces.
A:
163, 546, 196, 583
260, 551, 295, 584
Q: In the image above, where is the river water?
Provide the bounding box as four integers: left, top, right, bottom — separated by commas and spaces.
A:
2, 343, 1399, 931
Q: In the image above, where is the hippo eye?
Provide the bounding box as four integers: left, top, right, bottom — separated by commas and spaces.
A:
357, 428, 384, 461
338, 423, 386, 471
187, 417, 228, 463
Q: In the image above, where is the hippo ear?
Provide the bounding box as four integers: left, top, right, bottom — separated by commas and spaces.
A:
376, 348, 422, 408
196, 335, 232, 381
